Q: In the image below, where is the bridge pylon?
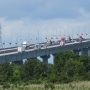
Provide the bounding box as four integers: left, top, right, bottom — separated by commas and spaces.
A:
0, 24, 2, 48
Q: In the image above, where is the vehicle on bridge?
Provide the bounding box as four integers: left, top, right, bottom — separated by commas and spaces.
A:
60, 37, 66, 46
59, 35, 84, 46
73, 34, 85, 43
0, 33, 89, 54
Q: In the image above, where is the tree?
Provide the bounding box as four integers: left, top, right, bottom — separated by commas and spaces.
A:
21, 59, 45, 83
0, 63, 11, 84
54, 51, 90, 83
11, 64, 21, 83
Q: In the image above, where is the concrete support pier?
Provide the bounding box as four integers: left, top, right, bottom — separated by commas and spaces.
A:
12, 60, 23, 64
73, 49, 80, 55
53, 54, 57, 64
73, 48, 89, 56
41, 55, 50, 72
88, 49, 90, 56
80, 48, 88, 56
41, 55, 50, 65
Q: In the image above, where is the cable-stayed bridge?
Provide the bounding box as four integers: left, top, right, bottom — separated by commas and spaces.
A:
0, 39, 90, 64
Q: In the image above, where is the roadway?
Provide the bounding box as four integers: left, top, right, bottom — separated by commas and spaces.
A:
0, 40, 90, 56
0, 40, 79, 55
0, 39, 90, 63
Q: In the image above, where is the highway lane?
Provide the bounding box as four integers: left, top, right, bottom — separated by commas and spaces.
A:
0, 48, 17, 54
0, 40, 90, 56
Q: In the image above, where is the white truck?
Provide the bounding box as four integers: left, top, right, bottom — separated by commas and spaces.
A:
17, 46, 23, 52
17, 41, 27, 52
22, 41, 27, 47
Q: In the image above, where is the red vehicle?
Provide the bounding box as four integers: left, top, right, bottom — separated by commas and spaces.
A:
60, 37, 66, 46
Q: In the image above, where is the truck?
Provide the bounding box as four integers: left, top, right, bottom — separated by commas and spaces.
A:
22, 41, 27, 47
17, 47, 23, 52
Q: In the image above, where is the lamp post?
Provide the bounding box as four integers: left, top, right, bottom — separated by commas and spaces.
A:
15, 42, 18, 47
3, 42, 5, 50
9, 42, 12, 47
3, 42, 5, 61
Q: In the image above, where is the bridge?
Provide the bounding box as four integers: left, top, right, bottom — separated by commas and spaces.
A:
0, 39, 90, 64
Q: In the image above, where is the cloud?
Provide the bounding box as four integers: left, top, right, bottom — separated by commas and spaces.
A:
0, 0, 90, 64
0, 9, 90, 47
0, 0, 90, 19
0, 0, 90, 47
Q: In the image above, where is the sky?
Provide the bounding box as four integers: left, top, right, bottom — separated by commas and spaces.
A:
0, 0, 90, 63
0, 0, 90, 45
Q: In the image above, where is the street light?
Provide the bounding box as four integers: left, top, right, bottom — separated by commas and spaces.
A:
15, 42, 18, 47
3, 42, 5, 61
9, 42, 12, 47
3, 42, 5, 49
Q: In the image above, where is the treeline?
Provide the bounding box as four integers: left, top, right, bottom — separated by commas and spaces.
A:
0, 51, 90, 85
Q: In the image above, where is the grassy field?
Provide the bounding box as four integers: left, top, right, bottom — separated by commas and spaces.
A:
0, 81, 90, 90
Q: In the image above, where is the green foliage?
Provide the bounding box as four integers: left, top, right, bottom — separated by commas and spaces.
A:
48, 65, 57, 83
0, 63, 12, 83
21, 59, 45, 83
0, 51, 90, 85
54, 51, 90, 83
44, 83, 55, 90
11, 65, 21, 83
0, 81, 90, 90
2, 83, 10, 89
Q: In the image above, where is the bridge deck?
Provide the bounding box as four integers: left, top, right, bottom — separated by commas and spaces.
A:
0, 40, 90, 63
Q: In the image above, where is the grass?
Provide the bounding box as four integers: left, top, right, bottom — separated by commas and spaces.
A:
0, 81, 90, 90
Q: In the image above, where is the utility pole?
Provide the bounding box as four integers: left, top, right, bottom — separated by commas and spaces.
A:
0, 24, 2, 48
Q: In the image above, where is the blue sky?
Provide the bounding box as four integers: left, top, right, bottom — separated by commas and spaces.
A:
0, 0, 90, 45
